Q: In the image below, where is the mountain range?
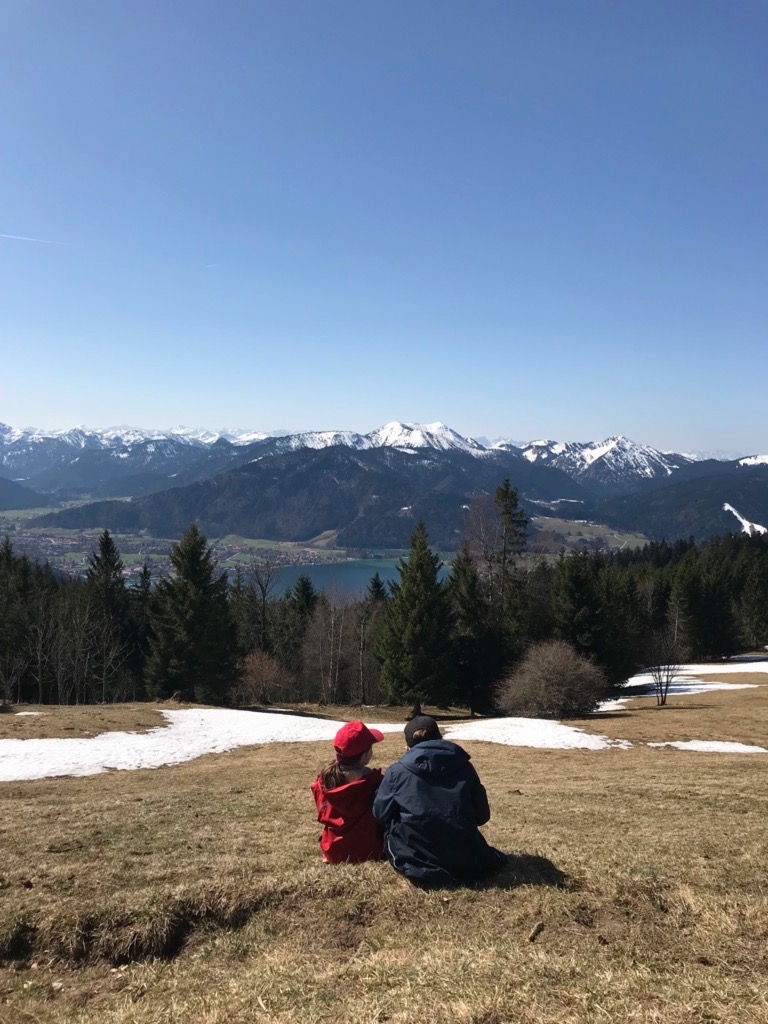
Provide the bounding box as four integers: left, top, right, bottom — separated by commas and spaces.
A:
2, 420, 767, 547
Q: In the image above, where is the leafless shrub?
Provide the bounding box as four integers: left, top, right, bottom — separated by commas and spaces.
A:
498, 640, 606, 719
231, 650, 291, 706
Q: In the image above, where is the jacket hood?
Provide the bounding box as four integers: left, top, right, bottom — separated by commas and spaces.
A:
400, 739, 470, 780
312, 770, 382, 818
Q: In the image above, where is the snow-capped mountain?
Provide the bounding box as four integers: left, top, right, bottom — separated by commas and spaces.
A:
365, 421, 487, 455
0, 420, 491, 495
677, 448, 748, 462
508, 435, 694, 492
0, 419, 758, 504
245, 422, 488, 461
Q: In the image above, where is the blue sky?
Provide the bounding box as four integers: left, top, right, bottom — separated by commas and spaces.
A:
1, 0, 766, 452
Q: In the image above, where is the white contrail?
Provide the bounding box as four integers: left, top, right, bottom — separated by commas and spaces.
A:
0, 232, 63, 244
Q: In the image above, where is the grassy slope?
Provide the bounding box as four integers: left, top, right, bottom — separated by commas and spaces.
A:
2, 685, 768, 1022
0, 705, 180, 742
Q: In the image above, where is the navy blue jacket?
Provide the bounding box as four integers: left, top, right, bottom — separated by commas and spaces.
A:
372, 739, 495, 886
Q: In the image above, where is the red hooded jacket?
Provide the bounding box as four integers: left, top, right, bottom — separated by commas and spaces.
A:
311, 769, 384, 863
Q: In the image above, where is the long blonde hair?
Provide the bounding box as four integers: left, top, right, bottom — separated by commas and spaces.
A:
319, 749, 370, 790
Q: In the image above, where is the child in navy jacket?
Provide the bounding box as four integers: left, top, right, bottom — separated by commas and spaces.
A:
372, 716, 500, 886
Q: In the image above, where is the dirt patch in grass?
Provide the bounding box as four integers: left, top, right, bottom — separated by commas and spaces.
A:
0, 704, 178, 741
2, 720, 768, 1022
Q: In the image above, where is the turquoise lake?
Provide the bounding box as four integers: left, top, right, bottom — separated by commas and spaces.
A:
273, 558, 451, 596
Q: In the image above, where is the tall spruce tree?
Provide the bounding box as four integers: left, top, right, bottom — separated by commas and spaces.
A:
447, 543, 503, 714
553, 550, 613, 678
366, 571, 388, 602
145, 524, 237, 704
375, 521, 455, 715
493, 478, 528, 618
126, 563, 153, 699
86, 530, 128, 623
86, 530, 130, 701
289, 574, 319, 620
739, 556, 768, 650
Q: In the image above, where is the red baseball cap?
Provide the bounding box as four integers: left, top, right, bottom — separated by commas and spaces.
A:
333, 720, 384, 758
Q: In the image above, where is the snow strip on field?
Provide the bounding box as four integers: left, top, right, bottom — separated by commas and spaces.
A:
0, 710, 403, 783
648, 740, 768, 754
597, 662, 766, 711
14, 711, 44, 717
3, 660, 768, 781
443, 718, 631, 751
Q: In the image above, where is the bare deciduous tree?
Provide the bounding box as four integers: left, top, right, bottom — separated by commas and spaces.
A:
648, 628, 683, 707
231, 649, 291, 705
0, 649, 28, 706
249, 554, 281, 651
303, 586, 352, 704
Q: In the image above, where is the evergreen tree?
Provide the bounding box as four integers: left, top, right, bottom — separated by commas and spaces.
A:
553, 550, 614, 680
86, 530, 128, 622
698, 569, 739, 660
0, 538, 30, 704
86, 530, 129, 701
375, 521, 455, 715
126, 563, 153, 699
668, 554, 705, 659
447, 543, 503, 714
230, 565, 260, 659
739, 557, 768, 650
493, 478, 528, 618
354, 575, 387, 703
522, 558, 556, 643
145, 524, 237, 704
366, 571, 388, 602
289, 574, 319, 620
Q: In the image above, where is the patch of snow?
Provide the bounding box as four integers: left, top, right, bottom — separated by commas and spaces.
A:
648, 740, 767, 754
738, 454, 768, 467
443, 717, 631, 751
598, 662, 767, 712
14, 711, 44, 717
0, 710, 402, 782
581, 438, 618, 466
722, 503, 767, 535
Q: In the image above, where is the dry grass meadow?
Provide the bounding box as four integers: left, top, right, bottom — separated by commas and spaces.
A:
2, 677, 768, 1023
0, 704, 183, 742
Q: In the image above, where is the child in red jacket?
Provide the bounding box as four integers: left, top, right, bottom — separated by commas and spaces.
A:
311, 721, 385, 864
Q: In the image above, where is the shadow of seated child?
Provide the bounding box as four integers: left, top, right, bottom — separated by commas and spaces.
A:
472, 851, 568, 891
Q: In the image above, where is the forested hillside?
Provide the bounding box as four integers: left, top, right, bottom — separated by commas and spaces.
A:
4, 480, 768, 712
